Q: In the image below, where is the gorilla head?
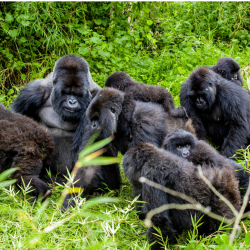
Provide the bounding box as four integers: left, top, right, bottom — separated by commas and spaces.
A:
211, 57, 243, 86
163, 129, 197, 158
50, 55, 92, 122
185, 67, 218, 111
105, 71, 132, 91
86, 87, 124, 139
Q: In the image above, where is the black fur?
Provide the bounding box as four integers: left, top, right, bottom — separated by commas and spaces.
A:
105, 71, 188, 119
12, 55, 98, 184
210, 57, 243, 86
62, 115, 121, 209
180, 67, 250, 157
163, 129, 250, 212
123, 142, 241, 248
0, 103, 54, 200
86, 88, 196, 155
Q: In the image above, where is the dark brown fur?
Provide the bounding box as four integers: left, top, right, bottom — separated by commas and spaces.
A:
105, 71, 188, 118
163, 129, 250, 212
123, 142, 241, 249
0, 103, 54, 200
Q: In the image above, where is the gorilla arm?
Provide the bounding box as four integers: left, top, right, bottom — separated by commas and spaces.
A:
218, 85, 250, 157
12, 73, 53, 121
180, 83, 207, 139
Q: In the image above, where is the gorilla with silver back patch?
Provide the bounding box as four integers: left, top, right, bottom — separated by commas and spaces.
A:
12, 55, 100, 184
0, 103, 53, 201
210, 57, 243, 86
123, 142, 241, 249
163, 129, 250, 212
105, 71, 188, 119
180, 67, 250, 157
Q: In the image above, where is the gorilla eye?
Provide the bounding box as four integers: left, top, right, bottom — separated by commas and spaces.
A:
221, 70, 226, 75
186, 145, 189, 147
178, 146, 181, 148
111, 107, 116, 113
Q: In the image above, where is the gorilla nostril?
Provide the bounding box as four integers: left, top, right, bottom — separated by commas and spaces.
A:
69, 99, 77, 105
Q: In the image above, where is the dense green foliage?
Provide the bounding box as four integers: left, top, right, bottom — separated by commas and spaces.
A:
1, 2, 250, 249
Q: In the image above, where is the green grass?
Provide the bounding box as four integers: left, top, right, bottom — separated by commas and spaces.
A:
2, 2, 250, 249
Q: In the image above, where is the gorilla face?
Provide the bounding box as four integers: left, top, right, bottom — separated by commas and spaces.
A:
86, 88, 124, 138
163, 129, 197, 158
212, 57, 243, 86
51, 55, 92, 122
186, 68, 217, 111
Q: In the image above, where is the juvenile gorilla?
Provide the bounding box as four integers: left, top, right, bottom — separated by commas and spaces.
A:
210, 57, 243, 86
105, 71, 188, 118
163, 129, 250, 211
85, 88, 195, 155
12, 55, 100, 184
180, 67, 250, 157
123, 142, 241, 249
62, 116, 121, 209
0, 103, 53, 201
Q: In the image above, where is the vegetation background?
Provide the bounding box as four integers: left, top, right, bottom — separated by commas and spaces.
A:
1, 2, 250, 249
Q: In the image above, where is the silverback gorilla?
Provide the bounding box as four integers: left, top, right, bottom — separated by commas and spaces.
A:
163, 129, 250, 212
210, 57, 243, 86
123, 142, 241, 249
0, 103, 53, 201
180, 67, 250, 158
105, 71, 188, 118
12, 55, 100, 184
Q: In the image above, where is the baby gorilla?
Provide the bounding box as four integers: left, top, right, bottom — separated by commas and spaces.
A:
210, 57, 243, 86
0, 103, 53, 201
105, 71, 188, 119
86, 88, 195, 155
163, 129, 250, 212
123, 142, 241, 249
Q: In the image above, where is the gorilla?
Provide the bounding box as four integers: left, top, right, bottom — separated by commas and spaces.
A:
62, 116, 121, 209
12, 55, 100, 184
163, 129, 250, 211
123, 142, 241, 249
85, 87, 195, 155
0, 103, 53, 201
105, 71, 188, 118
180, 67, 250, 157
210, 57, 243, 86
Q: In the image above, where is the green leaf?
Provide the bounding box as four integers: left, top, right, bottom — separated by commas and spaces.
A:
9, 29, 18, 38
177, 67, 185, 74
245, 232, 250, 246
21, 21, 30, 26
78, 156, 118, 167
5, 13, 14, 22
8, 89, 14, 95
78, 135, 112, 159
0, 180, 16, 187
2, 22, 9, 31
147, 20, 153, 25
94, 19, 102, 25
78, 47, 89, 55
0, 168, 17, 182
21, 74, 26, 80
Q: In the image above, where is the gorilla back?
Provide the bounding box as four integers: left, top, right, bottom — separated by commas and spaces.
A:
86, 88, 196, 155
0, 103, 53, 201
123, 142, 241, 249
